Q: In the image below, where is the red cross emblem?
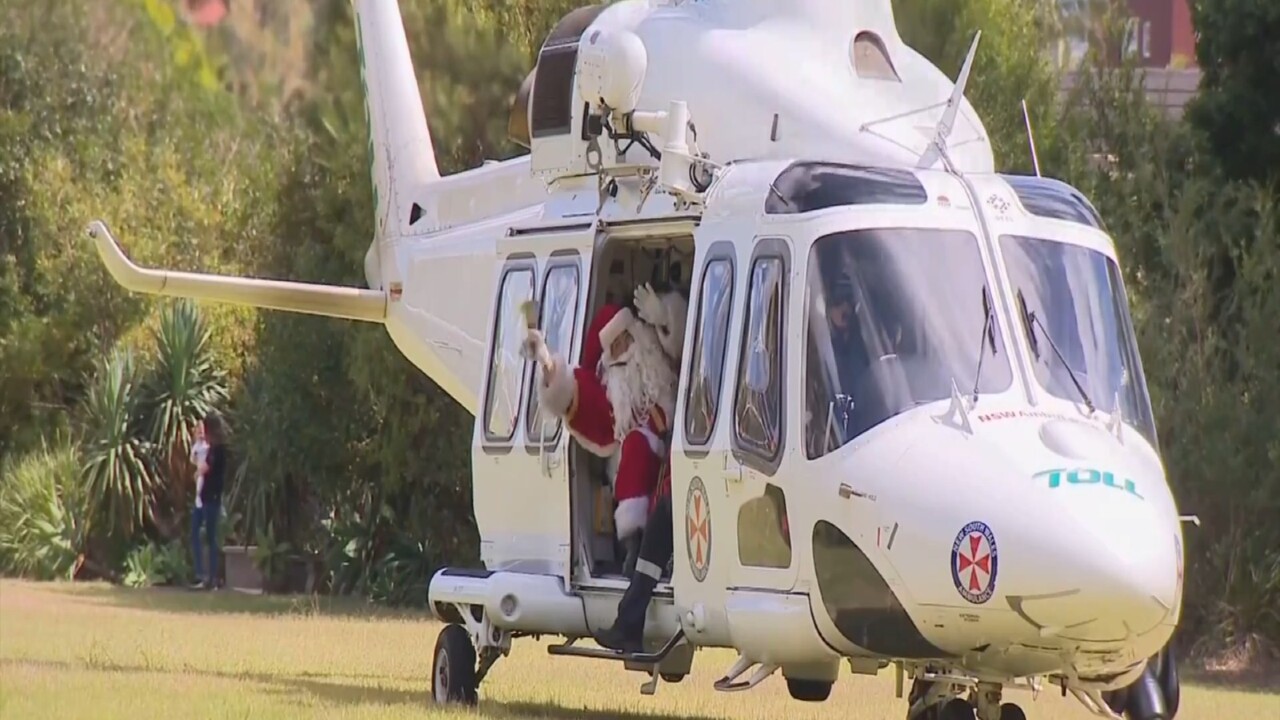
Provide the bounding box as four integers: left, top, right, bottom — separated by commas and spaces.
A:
958, 534, 991, 592
686, 478, 711, 582
951, 521, 998, 604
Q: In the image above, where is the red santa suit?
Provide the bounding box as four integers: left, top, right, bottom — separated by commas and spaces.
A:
537, 303, 678, 541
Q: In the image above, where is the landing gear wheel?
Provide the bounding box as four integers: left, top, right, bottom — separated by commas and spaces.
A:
1158, 647, 1181, 717
785, 677, 833, 702
999, 702, 1027, 720
1126, 667, 1168, 720
431, 624, 478, 706
660, 672, 686, 684
938, 698, 976, 720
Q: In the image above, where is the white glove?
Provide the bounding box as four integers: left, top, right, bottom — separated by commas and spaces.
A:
634, 283, 668, 329
195, 496, 203, 509
520, 327, 546, 363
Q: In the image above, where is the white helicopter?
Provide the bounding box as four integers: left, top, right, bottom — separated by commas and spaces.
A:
84, 1, 1196, 719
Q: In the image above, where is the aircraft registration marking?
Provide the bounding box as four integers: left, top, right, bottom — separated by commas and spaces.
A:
951, 521, 999, 605
686, 477, 711, 582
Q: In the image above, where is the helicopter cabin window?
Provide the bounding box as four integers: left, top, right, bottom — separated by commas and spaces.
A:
737, 483, 792, 569
732, 251, 786, 465
999, 235, 1158, 448
484, 266, 536, 443
851, 32, 900, 82
684, 255, 735, 447
804, 229, 1013, 459
526, 261, 581, 445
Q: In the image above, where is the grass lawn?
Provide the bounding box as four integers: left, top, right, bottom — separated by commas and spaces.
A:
0, 580, 1275, 719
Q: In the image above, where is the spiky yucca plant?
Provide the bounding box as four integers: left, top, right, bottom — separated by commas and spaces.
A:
80, 345, 160, 538
144, 299, 229, 530
0, 437, 89, 580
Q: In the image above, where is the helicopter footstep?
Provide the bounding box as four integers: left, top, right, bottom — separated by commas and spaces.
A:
548, 629, 689, 695
547, 627, 687, 665
712, 655, 779, 692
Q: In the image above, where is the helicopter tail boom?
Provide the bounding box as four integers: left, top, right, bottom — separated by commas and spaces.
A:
353, 0, 440, 241
85, 221, 387, 323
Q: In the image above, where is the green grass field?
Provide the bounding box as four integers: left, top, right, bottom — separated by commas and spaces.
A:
0, 580, 1275, 719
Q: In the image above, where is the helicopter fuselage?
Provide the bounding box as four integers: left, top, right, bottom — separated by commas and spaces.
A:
399, 156, 1181, 694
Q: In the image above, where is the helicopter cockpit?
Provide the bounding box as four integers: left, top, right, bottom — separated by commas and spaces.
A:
803, 226, 1015, 458
780, 164, 1160, 461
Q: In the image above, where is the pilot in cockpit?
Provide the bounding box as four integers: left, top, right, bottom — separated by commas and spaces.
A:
805, 274, 865, 456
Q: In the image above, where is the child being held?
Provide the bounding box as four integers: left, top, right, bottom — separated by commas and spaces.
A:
190, 422, 209, 509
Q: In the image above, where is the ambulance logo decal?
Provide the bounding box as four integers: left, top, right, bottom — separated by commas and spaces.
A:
951, 521, 999, 605
686, 477, 711, 582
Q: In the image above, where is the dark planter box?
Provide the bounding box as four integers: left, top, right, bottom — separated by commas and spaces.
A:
284, 555, 324, 594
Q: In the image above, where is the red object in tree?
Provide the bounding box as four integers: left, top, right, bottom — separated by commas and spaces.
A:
185, 0, 228, 28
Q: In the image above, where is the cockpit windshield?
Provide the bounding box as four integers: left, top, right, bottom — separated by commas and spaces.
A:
999, 234, 1158, 448
804, 228, 1013, 459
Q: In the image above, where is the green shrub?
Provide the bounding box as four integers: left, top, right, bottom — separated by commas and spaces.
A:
122, 540, 191, 588
0, 437, 90, 580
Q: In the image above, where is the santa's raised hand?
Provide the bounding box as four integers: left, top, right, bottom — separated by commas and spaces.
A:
521, 327, 552, 370
633, 283, 687, 366
634, 282, 667, 329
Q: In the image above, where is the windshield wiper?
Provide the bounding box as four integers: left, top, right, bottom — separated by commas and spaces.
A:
971, 285, 998, 404
1015, 288, 1095, 413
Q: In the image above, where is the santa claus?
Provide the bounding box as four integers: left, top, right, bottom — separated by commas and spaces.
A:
530, 293, 682, 556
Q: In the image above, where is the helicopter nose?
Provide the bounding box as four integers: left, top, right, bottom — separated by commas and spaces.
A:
1013, 494, 1176, 642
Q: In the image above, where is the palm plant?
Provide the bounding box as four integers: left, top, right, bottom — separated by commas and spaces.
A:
80, 345, 160, 539
143, 299, 229, 535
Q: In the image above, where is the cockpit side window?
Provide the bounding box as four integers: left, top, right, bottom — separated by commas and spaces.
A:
484, 264, 536, 444
526, 259, 581, 446
804, 229, 1013, 459
684, 250, 736, 448
999, 235, 1158, 448
732, 245, 788, 470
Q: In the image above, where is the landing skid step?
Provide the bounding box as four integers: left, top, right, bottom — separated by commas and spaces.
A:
713, 655, 778, 692
548, 628, 687, 665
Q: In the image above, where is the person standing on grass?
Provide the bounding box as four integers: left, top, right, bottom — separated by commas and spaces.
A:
190, 411, 228, 591
188, 420, 208, 589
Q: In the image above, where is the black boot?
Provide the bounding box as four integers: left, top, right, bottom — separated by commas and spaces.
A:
593, 571, 657, 654
620, 532, 642, 577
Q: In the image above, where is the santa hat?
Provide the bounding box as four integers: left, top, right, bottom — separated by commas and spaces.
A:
584, 303, 635, 369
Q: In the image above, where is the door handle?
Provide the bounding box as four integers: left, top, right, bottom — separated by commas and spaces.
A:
722, 454, 743, 494
838, 483, 876, 502
723, 455, 743, 480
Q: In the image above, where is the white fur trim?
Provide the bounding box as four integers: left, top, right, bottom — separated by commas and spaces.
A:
599, 307, 635, 351
540, 354, 575, 417
615, 496, 649, 540
638, 425, 665, 456
569, 427, 618, 458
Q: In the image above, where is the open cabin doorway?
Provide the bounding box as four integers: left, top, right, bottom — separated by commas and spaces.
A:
568, 221, 696, 590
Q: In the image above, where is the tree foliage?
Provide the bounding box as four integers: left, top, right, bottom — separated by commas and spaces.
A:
1186, 0, 1280, 186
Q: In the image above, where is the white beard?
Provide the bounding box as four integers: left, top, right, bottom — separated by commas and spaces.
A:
601, 322, 677, 441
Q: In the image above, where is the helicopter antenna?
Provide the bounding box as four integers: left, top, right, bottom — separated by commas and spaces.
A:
1022, 99, 1042, 177
917, 30, 982, 172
